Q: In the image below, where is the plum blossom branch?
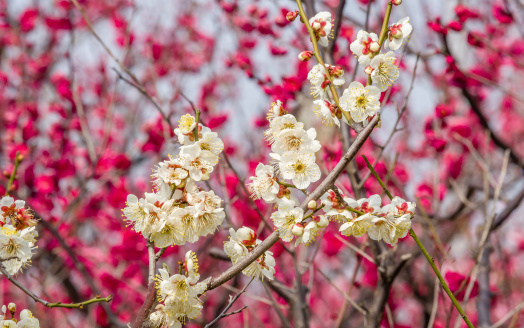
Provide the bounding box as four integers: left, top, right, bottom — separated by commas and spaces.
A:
0, 262, 113, 308
206, 114, 380, 291
362, 155, 475, 328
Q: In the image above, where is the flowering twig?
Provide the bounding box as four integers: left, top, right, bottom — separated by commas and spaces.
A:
204, 277, 255, 328
295, 0, 352, 124
0, 262, 113, 308
362, 155, 475, 328
277, 180, 307, 195
5, 152, 22, 196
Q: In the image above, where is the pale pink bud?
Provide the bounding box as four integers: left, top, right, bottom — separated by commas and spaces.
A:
7, 303, 16, 313
298, 51, 314, 61
316, 215, 329, 228
312, 21, 322, 30
292, 223, 304, 236
369, 41, 380, 52
286, 10, 298, 22
308, 200, 317, 210
391, 0, 402, 5
364, 66, 374, 75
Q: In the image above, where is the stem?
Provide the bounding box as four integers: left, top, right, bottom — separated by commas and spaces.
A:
366, 2, 393, 87
295, 0, 353, 124
362, 155, 475, 328
345, 207, 364, 216
409, 229, 474, 328
362, 155, 394, 200
193, 108, 201, 141
377, 2, 393, 47
5, 152, 22, 196
302, 204, 325, 220
277, 180, 307, 195
46, 296, 114, 308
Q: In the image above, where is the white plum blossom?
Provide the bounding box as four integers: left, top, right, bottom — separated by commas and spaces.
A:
224, 227, 275, 280
307, 64, 345, 99
152, 157, 188, 188
278, 151, 321, 189
384, 17, 413, 51
339, 212, 375, 238
0, 304, 39, 328
0, 225, 37, 275
247, 164, 279, 202
174, 114, 197, 145
271, 128, 321, 155
309, 12, 333, 47
196, 126, 224, 166
295, 215, 329, 246
267, 100, 287, 123
179, 143, 215, 181
150, 216, 184, 248
270, 199, 304, 242
313, 99, 340, 127
153, 252, 207, 327
339, 82, 381, 123
122, 193, 174, 238
369, 51, 399, 92
264, 114, 304, 145
16, 310, 39, 328
391, 196, 416, 215
0, 197, 25, 225
350, 30, 380, 67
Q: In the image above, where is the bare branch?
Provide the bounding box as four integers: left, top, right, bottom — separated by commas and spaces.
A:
204, 277, 255, 328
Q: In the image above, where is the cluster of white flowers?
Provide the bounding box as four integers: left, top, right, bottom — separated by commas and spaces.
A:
123, 114, 225, 248
150, 251, 207, 328
321, 189, 415, 246
304, 14, 412, 127
0, 196, 38, 276
1, 303, 39, 328
224, 227, 276, 280
350, 17, 411, 91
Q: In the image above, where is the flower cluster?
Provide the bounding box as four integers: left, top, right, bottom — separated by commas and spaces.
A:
321, 190, 415, 246
0, 196, 38, 276
123, 114, 225, 248
1, 303, 40, 328
150, 251, 207, 328
224, 227, 276, 280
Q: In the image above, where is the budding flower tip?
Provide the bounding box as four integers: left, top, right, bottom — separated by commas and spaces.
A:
307, 200, 317, 209
391, 0, 402, 5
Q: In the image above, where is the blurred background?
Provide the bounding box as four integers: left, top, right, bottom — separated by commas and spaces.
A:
1, 0, 524, 327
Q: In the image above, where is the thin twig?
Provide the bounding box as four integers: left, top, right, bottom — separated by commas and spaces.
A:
0, 262, 113, 308
204, 277, 255, 328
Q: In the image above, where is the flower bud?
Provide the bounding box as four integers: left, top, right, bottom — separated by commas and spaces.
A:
391, 0, 402, 5
391, 29, 403, 39
312, 21, 321, 30
237, 227, 256, 245
369, 41, 380, 52
292, 223, 304, 236
307, 200, 317, 210
364, 66, 374, 75
316, 215, 329, 228
7, 303, 16, 313
330, 66, 344, 77
298, 51, 314, 62
286, 10, 298, 22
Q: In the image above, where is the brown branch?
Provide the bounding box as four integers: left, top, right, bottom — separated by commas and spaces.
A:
206, 115, 380, 291
204, 277, 255, 328
133, 241, 159, 328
